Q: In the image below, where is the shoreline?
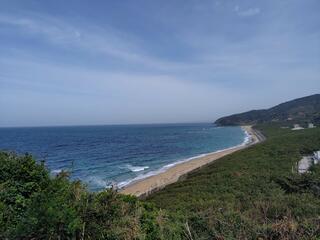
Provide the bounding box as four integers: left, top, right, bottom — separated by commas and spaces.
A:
120, 125, 262, 197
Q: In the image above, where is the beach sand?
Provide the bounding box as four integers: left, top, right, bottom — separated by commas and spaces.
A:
120, 125, 262, 197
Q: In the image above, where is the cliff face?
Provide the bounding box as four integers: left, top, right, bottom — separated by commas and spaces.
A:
215, 94, 320, 126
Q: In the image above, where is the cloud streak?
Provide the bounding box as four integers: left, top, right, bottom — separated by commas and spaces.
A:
0, 14, 149, 63
0, 55, 245, 126
0, 13, 199, 72
234, 6, 261, 17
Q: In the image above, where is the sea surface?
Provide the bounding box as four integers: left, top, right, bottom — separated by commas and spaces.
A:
0, 123, 248, 191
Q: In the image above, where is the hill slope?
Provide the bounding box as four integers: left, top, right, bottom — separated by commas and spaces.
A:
148, 125, 320, 239
215, 94, 320, 126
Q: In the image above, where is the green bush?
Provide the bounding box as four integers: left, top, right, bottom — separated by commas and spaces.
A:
0, 152, 174, 239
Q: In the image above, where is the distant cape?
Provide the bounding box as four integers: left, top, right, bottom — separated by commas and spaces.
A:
215, 94, 320, 126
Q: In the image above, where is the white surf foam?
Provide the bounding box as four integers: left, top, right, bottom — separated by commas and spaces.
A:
87, 176, 109, 188
241, 128, 253, 146
51, 169, 63, 174
126, 164, 149, 172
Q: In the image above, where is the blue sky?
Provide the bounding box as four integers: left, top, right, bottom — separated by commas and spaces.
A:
0, 0, 319, 127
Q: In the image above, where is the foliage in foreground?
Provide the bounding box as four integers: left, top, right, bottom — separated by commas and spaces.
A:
1, 125, 320, 239
0, 152, 179, 239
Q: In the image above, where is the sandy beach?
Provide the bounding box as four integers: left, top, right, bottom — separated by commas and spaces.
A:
120, 126, 263, 197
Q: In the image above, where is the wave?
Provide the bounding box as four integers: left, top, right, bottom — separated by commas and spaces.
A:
126, 164, 149, 172
54, 144, 69, 148
117, 127, 252, 189
51, 169, 63, 174
87, 176, 110, 188
241, 128, 252, 146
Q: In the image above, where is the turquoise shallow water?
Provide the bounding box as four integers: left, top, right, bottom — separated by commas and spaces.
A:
0, 123, 248, 191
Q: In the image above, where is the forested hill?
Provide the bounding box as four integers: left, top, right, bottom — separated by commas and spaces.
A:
215, 94, 320, 126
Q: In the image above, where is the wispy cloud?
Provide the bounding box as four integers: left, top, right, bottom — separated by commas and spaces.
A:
0, 55, 244, 126
0, 13, 250, 74
234, 6, 261, 17
0, 13, 193, 72
0, 14, 147, 62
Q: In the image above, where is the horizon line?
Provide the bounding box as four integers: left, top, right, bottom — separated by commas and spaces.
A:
0, 121, 217, 129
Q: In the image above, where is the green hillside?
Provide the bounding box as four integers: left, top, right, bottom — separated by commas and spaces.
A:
0, 152, 169, 239
147, 125, 320, 239
215, 94, 320, 126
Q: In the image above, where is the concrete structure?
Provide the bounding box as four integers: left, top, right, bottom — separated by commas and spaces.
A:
298, 156, 313, 173
298, 150, 320, 173
308, 123, 315, 128
314, 151, 320, 164
292, 124, 304, 131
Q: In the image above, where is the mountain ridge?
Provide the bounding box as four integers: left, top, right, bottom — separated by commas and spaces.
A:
215, 94, 320, 126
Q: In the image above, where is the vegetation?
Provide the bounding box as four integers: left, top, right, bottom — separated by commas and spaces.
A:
1, 124, 320, 239
147, 125, 320, 239
0, 152, 177, 239
215, 94, 320, 126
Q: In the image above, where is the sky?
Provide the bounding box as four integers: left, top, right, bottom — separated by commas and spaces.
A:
0, 0, 319, 127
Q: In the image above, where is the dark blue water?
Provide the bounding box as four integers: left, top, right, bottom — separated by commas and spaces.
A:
0, 123, 248, 191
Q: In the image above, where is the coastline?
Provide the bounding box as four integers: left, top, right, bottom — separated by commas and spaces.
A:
120, 125, 262, 197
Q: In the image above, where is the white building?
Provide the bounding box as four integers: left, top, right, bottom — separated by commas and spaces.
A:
308, 123, 315, 128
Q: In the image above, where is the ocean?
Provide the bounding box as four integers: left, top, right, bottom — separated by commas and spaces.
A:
0, 123, 248, 191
